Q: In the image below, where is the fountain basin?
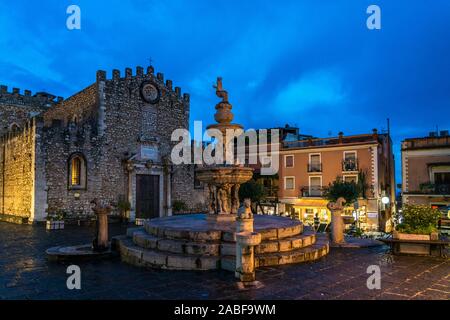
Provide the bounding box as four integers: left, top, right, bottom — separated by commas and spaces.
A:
46, 244, 114, 262
195, 166, 254, 185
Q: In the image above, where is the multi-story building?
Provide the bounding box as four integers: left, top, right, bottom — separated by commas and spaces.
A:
401, 131, 450, 215
278, 130, 395, 232
244, 124, 313, 215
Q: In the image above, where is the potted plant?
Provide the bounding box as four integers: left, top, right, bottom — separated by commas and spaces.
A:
172, 200, 188, 214
117, 198, 131, 223
46, 211, 65, 230
394, 204, 440, 241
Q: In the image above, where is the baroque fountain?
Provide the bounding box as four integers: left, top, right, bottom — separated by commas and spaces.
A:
114, 78, 329, 279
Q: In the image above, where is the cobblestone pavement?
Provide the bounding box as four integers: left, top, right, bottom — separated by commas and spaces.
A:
0, 222, 448, 300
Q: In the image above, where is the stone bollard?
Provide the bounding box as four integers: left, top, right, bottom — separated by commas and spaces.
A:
327, 197, 346, 244
235, 199, 261, 282
91, 199, 112, 252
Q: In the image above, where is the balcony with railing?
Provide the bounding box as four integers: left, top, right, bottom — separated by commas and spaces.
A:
342, 159, 358, 172
409, 183, 450, 195
307, 163, 322, 173
300, 185, 323, 197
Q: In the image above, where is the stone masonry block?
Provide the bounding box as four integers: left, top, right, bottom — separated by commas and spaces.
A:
157, 239, 185, 254
142, 250, 167, 267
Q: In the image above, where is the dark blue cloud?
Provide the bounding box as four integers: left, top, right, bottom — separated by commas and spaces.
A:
1, 0, 449, 185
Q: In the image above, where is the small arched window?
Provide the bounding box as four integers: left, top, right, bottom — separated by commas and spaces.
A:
68, 153, 87, 189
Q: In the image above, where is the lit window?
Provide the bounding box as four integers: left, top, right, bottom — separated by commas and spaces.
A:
343, 151, 357, 171
68, 153, 86, 189
71, 157, 81, 186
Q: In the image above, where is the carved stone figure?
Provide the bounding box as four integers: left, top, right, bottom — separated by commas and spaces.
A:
213, 77, 228, 102
237, 198, 253, 220
217, 184, 230, 213
231, 184, 240, 214
327, 197, 346, 244
327, 197, 346, 211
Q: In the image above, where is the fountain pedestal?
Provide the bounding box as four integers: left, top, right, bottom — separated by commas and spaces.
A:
235, 200, 261, 282
327, 197, 346, 245
92, 199, 112, 252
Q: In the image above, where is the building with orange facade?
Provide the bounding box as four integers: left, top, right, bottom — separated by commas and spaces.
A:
401, 131, 450, 215
278, 129, 395, 232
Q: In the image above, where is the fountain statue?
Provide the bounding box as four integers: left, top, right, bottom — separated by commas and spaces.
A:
195, 77, 254, 222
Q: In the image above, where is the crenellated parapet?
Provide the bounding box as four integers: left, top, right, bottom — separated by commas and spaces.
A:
0, 85, 63, 108
95, 65, 190, 103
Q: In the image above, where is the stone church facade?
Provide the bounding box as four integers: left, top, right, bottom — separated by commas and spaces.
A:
0, 66, 205, 224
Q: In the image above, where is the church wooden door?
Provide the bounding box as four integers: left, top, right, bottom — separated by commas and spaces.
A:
136, 174, 160, 219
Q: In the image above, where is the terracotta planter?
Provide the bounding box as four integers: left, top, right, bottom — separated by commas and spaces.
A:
393, 231, 430, 241
392, 230, 440, 256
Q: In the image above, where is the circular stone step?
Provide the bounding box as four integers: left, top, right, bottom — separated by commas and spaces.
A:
132, 230, 221, 256
220, 238, 330, 271
132, 229, 316, 256
116, 237, 220, 270
144, 214, 303, 242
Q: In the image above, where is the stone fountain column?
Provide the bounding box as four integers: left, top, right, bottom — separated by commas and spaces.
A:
91, 199, 112, 252
195, 77, 254, 223
235, 199, 261, 282
327, 197, 346, 244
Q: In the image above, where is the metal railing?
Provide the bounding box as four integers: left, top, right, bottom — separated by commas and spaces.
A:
307, 163, 322, 173
300, 185, 323, 197
415, 183, 450, 195
342, 159, 358, 171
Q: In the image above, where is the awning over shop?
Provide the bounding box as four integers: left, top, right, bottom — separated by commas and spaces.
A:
281, 198, 329, 208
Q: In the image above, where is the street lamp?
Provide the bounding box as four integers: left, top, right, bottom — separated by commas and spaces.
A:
381, 196, 390, 205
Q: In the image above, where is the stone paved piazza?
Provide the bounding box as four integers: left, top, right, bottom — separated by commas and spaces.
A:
1, 222, 448, 300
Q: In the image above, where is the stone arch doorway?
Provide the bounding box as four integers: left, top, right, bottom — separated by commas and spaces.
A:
135, 174, 160, 219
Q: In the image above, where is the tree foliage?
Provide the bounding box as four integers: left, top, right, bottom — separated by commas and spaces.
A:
323, 177, 360, 206
396, 204, 441, 234
239, 179, 265, 203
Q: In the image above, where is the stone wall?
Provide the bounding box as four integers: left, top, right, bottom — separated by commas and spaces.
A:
43, 120, 106, 218
0, 118, 37, 222
43, 84, 97, 127
171, 164, 207, 213
0, 85, 59, 136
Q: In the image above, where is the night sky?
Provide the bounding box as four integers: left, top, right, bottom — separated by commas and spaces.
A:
1, 1, 449, 185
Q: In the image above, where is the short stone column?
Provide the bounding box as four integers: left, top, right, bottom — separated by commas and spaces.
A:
327, 197, 346, 244
235, 199, 261, 282
91, 199, 112, 252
